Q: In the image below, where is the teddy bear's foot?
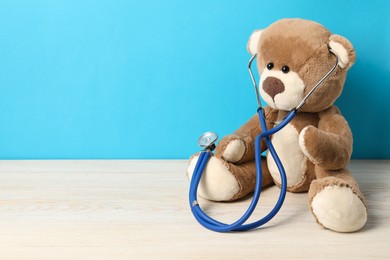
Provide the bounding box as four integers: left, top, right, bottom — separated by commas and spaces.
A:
187, 155, 239, 201
311, 183, 367, 232
186, 155, 273, 201
308, 170, 367, 232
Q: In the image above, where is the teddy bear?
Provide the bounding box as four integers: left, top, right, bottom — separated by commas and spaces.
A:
187, 18, 367, 233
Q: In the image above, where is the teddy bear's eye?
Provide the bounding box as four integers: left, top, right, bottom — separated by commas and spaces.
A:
282, 65, 290, 74
267, 63, 274, 70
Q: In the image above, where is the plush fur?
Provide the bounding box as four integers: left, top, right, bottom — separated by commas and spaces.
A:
186, 18, 367, 232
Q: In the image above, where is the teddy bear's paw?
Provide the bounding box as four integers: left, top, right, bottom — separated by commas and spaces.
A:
215, 135, 246, 163
311, 185, 367, 232
298, 126, 320, 164
222, 139, 245, 163
186, 155, 239, 201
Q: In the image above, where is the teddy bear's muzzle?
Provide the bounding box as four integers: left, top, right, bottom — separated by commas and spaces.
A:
263, 76, 285, 100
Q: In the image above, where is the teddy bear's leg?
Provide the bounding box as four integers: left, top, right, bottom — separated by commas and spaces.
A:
308, 165, 367, 232
187, 155, 274, 201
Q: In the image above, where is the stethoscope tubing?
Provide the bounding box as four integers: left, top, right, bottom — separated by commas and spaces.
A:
189, 108, 296, 232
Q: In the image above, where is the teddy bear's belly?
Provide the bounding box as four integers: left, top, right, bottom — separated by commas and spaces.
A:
267, 123, 307, 188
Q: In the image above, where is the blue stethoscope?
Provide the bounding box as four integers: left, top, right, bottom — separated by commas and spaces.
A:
189, 49, 339, 232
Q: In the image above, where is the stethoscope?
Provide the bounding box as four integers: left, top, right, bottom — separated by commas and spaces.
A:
189, 48, 339, 232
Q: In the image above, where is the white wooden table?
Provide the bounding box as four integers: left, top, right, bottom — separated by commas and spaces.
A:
0, 160, 389, 259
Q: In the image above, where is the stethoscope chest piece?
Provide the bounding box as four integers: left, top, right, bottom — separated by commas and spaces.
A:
198, 131, 218, 150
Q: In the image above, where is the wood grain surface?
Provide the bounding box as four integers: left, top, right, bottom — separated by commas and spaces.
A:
0, 160, 389, 259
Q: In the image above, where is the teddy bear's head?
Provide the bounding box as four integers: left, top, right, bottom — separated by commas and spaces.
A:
247, 18, 356, 112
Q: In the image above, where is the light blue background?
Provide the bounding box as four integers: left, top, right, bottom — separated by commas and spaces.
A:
0, 0, 389, 159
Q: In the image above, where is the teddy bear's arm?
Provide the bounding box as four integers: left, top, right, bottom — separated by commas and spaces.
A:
215, 106, 278, 164
298, 106, 353, 170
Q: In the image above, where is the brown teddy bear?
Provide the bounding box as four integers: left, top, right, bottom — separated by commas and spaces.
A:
187, 18, 367, 233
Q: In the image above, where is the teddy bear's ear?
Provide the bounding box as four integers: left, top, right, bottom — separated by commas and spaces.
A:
329, 34, 356, 70
247, 29, 263, 55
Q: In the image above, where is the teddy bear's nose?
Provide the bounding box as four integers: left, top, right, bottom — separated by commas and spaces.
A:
263, 77, 285, 100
